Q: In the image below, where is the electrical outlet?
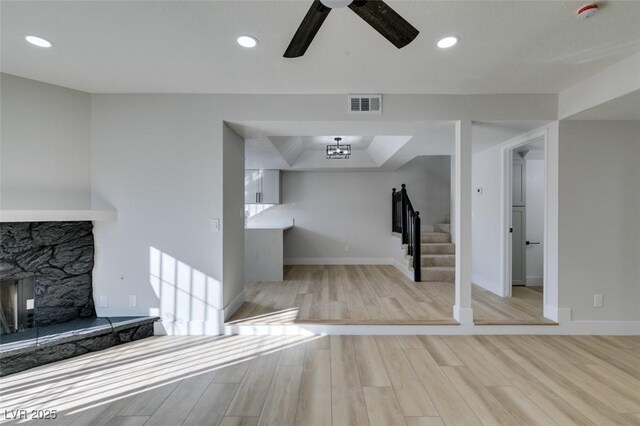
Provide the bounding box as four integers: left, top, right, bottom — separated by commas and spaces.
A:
210, 218, 220, 232
128, 295, 137, 307
99, 295, 108, 308
594, 294, 603, 308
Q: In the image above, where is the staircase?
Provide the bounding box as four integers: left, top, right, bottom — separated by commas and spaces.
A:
417, 221, 455, 282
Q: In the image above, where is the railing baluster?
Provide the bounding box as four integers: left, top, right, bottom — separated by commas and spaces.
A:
414, 212, 421, 282
391, 184, 422, 282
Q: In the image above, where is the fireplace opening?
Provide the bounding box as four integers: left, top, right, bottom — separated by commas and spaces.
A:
0, 278, 35, 335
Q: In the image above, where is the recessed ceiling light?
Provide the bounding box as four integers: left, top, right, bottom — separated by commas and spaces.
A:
437, 36, 459, 49
25, 35, 52, 48
237, 35, 258, 48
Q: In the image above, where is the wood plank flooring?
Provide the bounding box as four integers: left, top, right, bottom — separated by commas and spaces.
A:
229, 265, 553, 325
2, 335, 639, 425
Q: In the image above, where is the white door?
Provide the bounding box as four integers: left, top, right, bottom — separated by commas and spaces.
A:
512, 207, 526, 286
512, 159, 526, 207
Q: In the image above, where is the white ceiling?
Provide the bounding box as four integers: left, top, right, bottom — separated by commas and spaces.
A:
234, 119, 548, 170
2, 1, 640, 94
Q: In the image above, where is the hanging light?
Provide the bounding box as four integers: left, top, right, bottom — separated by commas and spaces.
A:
326, 137, 351, 159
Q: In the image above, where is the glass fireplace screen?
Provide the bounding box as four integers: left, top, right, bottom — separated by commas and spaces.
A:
0, 278, 35, 334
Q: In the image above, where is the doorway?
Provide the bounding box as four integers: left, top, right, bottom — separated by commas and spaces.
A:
492, 134, 554, 323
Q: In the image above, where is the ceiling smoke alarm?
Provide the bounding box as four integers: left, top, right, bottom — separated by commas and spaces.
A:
577, 4, 598, 20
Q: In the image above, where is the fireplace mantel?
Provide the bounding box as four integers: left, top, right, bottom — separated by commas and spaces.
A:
0, 209, 117, 223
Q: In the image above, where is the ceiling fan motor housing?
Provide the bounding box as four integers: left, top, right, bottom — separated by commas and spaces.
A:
320, 0, 352, 8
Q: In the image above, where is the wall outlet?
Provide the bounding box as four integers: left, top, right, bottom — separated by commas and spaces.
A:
128, 295, 137, 307
593, 294, 603, 308
210, 218, 220, 232
99, 295, 108, 308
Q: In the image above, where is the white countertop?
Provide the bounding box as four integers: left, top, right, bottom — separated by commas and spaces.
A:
245, 224, 293, 231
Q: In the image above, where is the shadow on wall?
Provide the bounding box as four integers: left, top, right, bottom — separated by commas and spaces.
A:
149, 247, 222, 335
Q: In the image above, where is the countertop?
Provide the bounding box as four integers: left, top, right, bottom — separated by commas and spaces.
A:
245, 224, 293, 230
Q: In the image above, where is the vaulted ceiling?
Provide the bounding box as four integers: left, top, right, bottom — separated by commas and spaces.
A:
2, 1, 640, 94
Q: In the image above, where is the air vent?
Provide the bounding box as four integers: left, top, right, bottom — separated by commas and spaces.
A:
348, 94, 382, 114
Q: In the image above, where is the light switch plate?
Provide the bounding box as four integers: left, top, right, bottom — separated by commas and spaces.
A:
594, 294, 603, 308
211, 219, 220, 232
129, 295, 137, 307
99, 295, 108, 308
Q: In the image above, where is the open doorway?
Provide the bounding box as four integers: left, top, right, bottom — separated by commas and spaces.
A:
224, 121, 459, 327
471, 124, 557, 325
490, 136, 554, 324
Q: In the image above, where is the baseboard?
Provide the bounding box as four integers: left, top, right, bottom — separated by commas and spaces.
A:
393, 259, 414, 281
224, 290, 246, 321
453, 305, 474, 324
526, 276, 543, 286
284, 257, 392, 265
155, 319, 222, 335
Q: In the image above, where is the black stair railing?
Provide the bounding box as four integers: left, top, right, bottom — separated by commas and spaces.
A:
392, 184, 421, 282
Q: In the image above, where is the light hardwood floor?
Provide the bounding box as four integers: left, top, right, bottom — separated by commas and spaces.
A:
229, 265, 553, 325
2, 335, 639, 425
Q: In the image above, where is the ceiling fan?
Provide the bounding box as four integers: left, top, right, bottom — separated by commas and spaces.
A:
284, 0, 419, 58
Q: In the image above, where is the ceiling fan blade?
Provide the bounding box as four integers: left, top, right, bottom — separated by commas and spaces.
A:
348, 0, 419, 49
284, 0, 332, 58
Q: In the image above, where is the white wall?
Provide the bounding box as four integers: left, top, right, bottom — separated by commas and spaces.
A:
91, 95, 224, 335
84, 91, 556, 333
222, 124, 245, 307
0, 73, 91, 209
558, 120, 640, 321
471, 145, 503, 295
248, 156, 450, 263
251, 171, 392, 263
525, 158, 544, 285
393, 156, 451, 226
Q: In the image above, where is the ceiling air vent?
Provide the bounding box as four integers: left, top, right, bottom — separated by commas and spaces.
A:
348, 94, 382, 114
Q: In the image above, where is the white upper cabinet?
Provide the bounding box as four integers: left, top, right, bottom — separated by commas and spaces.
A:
245, 169, 280, 204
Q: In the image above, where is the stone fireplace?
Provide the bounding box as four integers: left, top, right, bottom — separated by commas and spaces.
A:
0, 221, 96, 333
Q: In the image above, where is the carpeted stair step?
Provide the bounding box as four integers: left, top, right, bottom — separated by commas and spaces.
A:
421, 243, 455, 254
421, 254, 455, 267
421, 232, 451, 243
433, 223, 451, 233
421, 266, 455, 282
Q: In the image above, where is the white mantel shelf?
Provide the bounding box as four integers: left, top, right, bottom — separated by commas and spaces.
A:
0, 209, 117, 222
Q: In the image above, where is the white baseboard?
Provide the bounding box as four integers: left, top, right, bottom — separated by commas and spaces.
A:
453, 305, 474, 324
225, 320, 640, 336
526, 276, 543, 286
393, 259, 414, 281
155, 320, 222, 335
284, 257, 392, 265
544, 304, 561, 322
224, 290, 246, 321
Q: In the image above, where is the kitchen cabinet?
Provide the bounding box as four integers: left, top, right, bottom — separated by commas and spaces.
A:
244, 169, 280, 204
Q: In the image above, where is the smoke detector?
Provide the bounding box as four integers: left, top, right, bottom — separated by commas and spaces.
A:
577, 4, 598, 20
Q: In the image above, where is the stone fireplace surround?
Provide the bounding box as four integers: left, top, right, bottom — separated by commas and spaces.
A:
0, 220, 157, 376
0, 221, 96, 326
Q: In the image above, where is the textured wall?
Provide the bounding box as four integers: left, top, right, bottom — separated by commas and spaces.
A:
0, 221, 95, 326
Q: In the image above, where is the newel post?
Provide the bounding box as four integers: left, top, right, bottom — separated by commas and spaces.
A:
414, 211, 421, 282
400, 184, 408, 244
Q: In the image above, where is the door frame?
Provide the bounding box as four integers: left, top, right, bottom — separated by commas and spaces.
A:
500, 131, 547, 298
